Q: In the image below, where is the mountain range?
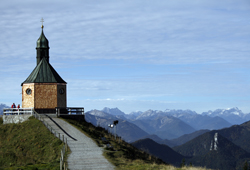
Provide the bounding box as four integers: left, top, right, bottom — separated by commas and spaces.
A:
172, 121, 250, 170
130, 114, 196, 139
83, 106, 250, 169
202, 107, 250, 125
85, 110, 149, 142
0, 103, 10, 115
129, 107, 249, 125
2, 103, 250, 169
2, 104, 249, 141
84, 107, 250, 142
133, 120, 250, 170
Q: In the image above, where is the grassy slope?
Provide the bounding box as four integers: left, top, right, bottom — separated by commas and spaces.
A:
63, 117, 212, 170
0, 115, 211, 170
0, 117, 63, 170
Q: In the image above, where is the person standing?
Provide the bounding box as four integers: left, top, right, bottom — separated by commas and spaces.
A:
17, 104, 20, 114
11, 103, 16, 108
11, 103, 16, 114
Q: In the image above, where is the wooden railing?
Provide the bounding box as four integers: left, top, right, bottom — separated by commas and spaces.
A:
3, 107, 84, 116
3, 108, 34, 115
60, 144, 67, 170
33, 112, 68, 170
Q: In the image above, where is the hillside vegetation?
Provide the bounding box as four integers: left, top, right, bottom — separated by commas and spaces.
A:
63, 117, 212, 170
0, 117, 63, 170
173, 124, 250, 170
0, 115, 212, 170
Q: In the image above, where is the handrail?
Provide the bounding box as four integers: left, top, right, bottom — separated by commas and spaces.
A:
33, 111, 68, 170
3, 108, 34, 115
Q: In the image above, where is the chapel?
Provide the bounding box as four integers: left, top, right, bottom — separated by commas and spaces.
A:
21, 21, 67, 113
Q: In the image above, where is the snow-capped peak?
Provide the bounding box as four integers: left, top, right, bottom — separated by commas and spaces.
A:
202, 107, 243, 117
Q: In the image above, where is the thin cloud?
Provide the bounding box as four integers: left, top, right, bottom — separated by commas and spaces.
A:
1, 0, 250, 113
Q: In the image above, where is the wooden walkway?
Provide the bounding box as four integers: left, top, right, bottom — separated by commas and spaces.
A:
44, 117, 115, 170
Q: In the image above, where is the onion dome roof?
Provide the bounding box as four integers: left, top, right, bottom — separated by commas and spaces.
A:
36, 28, 49, 48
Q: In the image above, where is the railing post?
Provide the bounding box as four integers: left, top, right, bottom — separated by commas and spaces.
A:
65, 138, 67, 151
60, 158, 62, 170
61, 150, 64, 162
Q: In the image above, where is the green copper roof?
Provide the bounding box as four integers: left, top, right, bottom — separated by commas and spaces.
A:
37, 29, 49, 48
22, 58, 66, 85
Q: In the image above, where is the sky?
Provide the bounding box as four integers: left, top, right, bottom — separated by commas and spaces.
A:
1, 0, 250, 114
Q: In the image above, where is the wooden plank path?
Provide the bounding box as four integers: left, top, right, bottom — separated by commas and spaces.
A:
44, 117, 115, 170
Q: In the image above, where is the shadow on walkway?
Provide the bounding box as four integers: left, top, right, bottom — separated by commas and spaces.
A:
45, 115, 77, 141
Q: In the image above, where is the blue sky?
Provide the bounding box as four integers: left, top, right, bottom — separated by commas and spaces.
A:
1, 0, 250, 114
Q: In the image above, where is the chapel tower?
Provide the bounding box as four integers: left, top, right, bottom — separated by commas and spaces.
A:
36, 24, 50, 65
21, 20, 67, 113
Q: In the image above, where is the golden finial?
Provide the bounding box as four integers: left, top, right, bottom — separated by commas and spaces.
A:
41, 18, 44, 29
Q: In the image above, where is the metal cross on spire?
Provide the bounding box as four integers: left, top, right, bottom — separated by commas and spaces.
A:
41, 18, 44, 29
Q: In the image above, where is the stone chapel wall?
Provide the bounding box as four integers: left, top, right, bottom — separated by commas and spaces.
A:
34, 83, 57, 109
